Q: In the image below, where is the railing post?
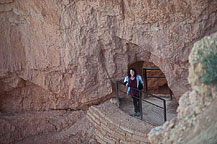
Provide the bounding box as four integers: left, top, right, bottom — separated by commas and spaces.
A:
144, 69, 148, 97
169, 89, 173, 100
116, 81, 120, 107
139, 91, 143, 120
163, 100, 167, 122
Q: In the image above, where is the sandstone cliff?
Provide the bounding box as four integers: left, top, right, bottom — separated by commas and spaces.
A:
1, 0, 217, 112
148, 32, 217, 144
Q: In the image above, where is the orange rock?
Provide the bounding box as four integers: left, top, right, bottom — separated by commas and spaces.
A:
0, 0, 217, 112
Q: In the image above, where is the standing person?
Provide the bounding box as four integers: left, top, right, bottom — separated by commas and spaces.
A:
124, 68, 143, 116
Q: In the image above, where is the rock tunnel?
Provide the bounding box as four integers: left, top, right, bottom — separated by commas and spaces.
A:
0, 0, 217, 144
128, 61, 171, 95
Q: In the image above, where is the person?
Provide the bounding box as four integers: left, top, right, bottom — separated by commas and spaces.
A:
124, 68, 143, 116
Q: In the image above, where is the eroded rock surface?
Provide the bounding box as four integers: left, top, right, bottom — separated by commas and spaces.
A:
1, 0, 217, 112
148, 32, 217, 144
0, 110, 98, 144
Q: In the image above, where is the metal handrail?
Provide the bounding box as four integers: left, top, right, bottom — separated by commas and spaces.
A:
143, 68, 173, 100
116, 80, 167, 122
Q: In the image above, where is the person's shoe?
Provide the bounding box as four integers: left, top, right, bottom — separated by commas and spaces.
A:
130, 112, 137, 117
130, 112, 140, 117
135, 112, 140, 116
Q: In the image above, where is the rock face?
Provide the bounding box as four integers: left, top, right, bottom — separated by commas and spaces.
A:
0, 110, 97, 144
148, 32, 217, 144
1, 0, 217, 112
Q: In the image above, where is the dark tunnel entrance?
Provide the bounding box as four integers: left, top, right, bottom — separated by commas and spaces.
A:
128, 61, 172, 97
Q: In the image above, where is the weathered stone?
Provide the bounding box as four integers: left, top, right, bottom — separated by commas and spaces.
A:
148, 32, 217, 144
0, 110, 87, 144
87, 101, 154, 143
1, 0, 217, 113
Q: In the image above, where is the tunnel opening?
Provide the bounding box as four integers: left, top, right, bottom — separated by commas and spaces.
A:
128, 61, 171, 96
116, 60, 178, 126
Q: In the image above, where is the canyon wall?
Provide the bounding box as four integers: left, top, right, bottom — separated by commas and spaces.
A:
148, 31, 217, 144
1, 0, 217, 112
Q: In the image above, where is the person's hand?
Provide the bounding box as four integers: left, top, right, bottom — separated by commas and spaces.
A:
126, 83, 128, 87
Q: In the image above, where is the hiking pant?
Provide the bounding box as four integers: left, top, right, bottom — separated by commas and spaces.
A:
133, 93, 141, 113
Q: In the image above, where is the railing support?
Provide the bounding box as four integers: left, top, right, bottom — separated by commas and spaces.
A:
169, 89, 173, 100
116, 81, 120, 107
143, 69, 148, 97
139, 91, 143, 120
163, 100, 167, 122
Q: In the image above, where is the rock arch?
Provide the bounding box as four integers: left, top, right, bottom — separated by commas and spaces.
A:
1, 0, 217, 113
128, 60, 170, 95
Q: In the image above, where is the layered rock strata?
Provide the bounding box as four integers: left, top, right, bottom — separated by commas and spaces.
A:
87, 101, 154, 144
